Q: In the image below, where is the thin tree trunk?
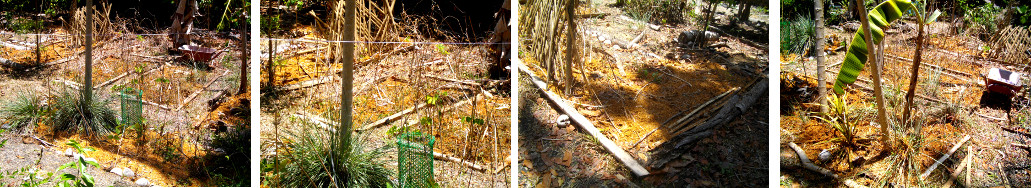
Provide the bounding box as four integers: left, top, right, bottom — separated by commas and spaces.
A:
238, 14, 248, 95
903, 4, 929, 129
855, 0, 890, 145
83, 0, 93, 106
698, 0, 718, 46
816, 0, 827, 113
339, 0, 356, 159
565, 0, 576, 95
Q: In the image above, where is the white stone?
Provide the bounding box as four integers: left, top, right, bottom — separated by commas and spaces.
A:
83, 157, 98, 164
556, 114, 571, 127
64, 148, 74, 157
818, 149, 832, 161
123, 168, 136, 178
110, 167, 124, 176
134, 178, 150, 186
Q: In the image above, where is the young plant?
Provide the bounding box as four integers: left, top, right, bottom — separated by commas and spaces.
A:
54, 140, 100, 187
813, 94, 857, 145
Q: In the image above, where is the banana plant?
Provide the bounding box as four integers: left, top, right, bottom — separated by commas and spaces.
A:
832, 0, 942, 94
832, 0, 940, 145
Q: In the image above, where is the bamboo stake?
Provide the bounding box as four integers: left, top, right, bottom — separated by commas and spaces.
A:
920, 135, 971, 180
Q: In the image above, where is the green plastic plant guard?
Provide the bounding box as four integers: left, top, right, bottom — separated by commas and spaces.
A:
119, 87, 143, 129
397, 132, 434, 188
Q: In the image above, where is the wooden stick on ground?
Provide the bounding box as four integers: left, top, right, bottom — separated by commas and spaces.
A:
920, 135, 971, 180
788, 142, 839, 178
631, 87, 736, 149
292, 112, 337, 132
93, 64, 165, 89
942, 145, 973, 188
423, 75, 482, 86
176, 70, 230, 111
519, 63, 650, 176
433, 151, 486, 172
358, 102, 429, 131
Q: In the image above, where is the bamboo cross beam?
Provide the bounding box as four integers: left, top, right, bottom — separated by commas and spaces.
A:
519, 63, 650, 176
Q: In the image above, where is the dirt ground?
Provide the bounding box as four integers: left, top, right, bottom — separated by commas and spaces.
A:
780, 19, 1031, 187
258, 25, 511, 187
518, 0, 768, 186
0, 27, 248, 186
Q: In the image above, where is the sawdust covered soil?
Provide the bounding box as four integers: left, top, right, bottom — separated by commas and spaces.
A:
523, 54, 752, 155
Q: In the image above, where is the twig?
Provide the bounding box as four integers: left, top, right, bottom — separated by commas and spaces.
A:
358, 102, 429, 131
920, 135, 971, 180
423, 75, 482, 86
94, 64, 164, 89
30, 135, 54, 147
631, 88, 736, 149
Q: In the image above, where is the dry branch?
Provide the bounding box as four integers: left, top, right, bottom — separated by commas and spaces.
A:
631, 87, 737, 149
292, 112, 337, 132
423, 75, 482, 86
788, 142, 839, 178
433, 151, 487, 172
920, 135, 971, 180
519, 63, 650, 176
276, 76, 339, 92
177, 70, 230, 111
358, 102, 429, 131
93, 64, 164, 89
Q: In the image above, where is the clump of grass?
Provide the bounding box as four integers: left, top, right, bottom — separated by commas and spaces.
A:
0, 92, 47, 132
50, 90, 118, 139
780, 15, 815, 55
275, 120, 394, 188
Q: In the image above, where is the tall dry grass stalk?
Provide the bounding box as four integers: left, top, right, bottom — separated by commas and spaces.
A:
65, 3, 113, 47
315, 0, 400, 60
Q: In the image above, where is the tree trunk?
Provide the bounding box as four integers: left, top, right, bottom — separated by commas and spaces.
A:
855, 0, 890, 145
698, 0, 718, 46
238, 14, 248, 95
737, 1, 751, 22
565, 0, 576, 95
903, 8, 928, 129
816, 0, 827, 113
339, 0, 356, 159
83, 0, 93, 106
266, 39, 275, 88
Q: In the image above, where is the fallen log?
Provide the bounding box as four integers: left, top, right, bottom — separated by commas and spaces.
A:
920, 135, 971, 180
674, 75, 767, 148
518, 63, 650, 176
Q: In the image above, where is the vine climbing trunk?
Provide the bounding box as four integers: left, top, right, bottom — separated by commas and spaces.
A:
84, 0, 93, 108
815, 0, 827, 113
565, 0, 575, 95
855, 0, 890, 146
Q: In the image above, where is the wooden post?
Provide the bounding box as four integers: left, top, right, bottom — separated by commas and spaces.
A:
565, 0, 576, 95
339, 0, 356, 160
854, 0, 889, 145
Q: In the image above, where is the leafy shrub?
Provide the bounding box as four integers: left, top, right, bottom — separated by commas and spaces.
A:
0, 92, 47, 132
50, 90, 118, 139
206, 127, 251, 186
622, 0, 693, 25
964, 3, 1002, 38
275, 121, 394, 188
780, 15, 815, 55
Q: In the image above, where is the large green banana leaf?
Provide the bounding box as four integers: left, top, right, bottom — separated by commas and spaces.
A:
832, 0, 915, 94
